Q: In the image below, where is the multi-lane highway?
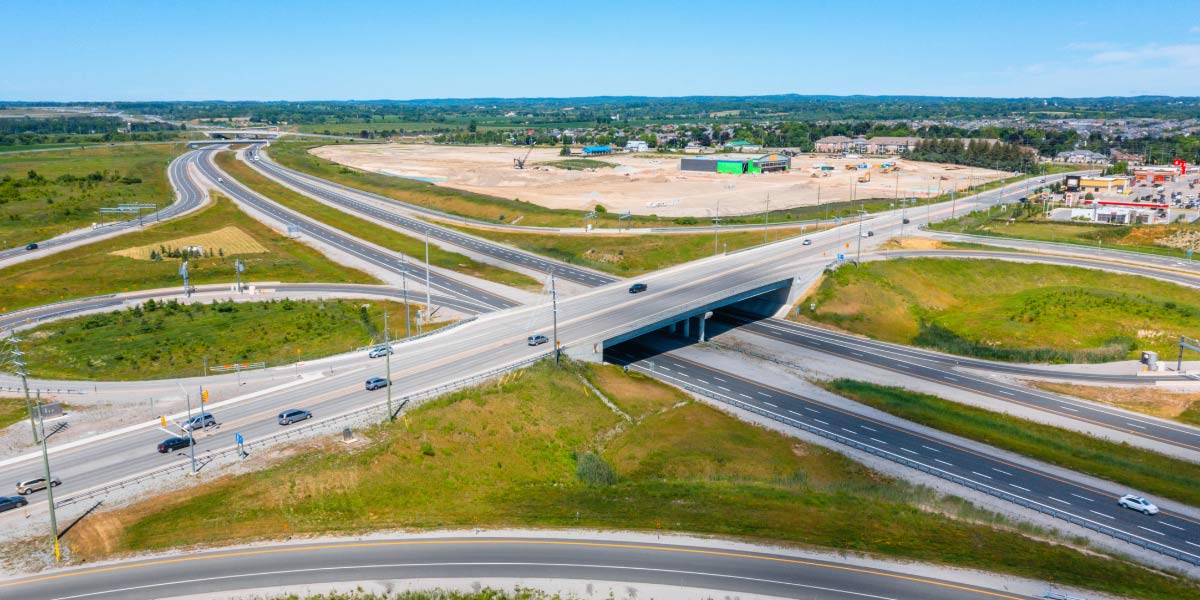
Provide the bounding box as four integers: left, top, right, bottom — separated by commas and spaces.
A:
198, 150, 517, 313
606, 338, 1200, 566
0, 536, 1041, 600
246, 146, 619, 287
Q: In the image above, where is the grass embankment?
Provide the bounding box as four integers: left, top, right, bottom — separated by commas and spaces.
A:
216, 152, 542, 291
269, 143, 897, 228
21, 299, 445, 381
271, 592, 568, 600
65, 361, 1199, 600
0, 194, 377, 313
1029, 381, 1200, 426
931, 199, 1200, 258
537, 158, 616, 170
0, 397, 28, 430
796, 258, 1200, 362
823, 379, 1200, 507
444, 224, 810, 276
0, 143, 187, 242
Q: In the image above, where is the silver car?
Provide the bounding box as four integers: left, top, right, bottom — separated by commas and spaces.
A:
16, 477, 61, 495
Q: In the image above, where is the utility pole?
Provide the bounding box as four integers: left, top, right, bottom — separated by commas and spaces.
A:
424, 231, 431, 325
384, 307, 393, 420
855, 207, 867, 266
182, 385, 197, 474
35, 392, 60, 562
551, 273, 560, 365
400, 259, 411, 338
712, 199, 721, 256
763, 194, 769, 244
5, 333, 39, 444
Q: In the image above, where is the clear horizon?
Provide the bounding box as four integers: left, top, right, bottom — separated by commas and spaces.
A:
3, 0, 1200, 101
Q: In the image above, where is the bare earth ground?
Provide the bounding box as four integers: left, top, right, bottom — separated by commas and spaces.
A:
311, 144, 1007, 218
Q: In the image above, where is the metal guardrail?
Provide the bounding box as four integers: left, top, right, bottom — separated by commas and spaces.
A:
922, 227, 1198, 264
351, 316, 479, 353
644, 367, 1200, 567
0, 386, 83, 395
52, 350, 552, 510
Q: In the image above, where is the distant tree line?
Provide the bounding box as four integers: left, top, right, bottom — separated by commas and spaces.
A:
905, 138, 1034, 172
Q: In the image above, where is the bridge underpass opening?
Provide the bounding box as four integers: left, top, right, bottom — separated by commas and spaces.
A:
596, 279, 795, 366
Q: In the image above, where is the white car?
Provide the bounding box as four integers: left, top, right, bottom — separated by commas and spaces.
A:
802, 239, 812, 246
1118, 494, 1159, 515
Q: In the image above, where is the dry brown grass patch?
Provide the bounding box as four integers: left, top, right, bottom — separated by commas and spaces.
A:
111, 226, 267, 260
1028, 380, 1200, 420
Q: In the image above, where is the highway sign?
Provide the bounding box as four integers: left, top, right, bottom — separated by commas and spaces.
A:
837, 253, 845, 260
235, 433, 243, 445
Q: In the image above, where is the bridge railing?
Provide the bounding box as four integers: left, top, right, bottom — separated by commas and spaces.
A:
643, 366, 1200, 567
52, 350, 552, 510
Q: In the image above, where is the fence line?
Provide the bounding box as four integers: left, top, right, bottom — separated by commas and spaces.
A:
643, 366, 1200, 567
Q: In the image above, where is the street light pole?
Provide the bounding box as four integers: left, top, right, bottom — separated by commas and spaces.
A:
400, 260, 411, 338
182, 386, 196, 473
712, 199, 721, 256
424, 231, 432, 325
551, 273, 559, 365
763, 195, 769, 244
855, 208, 866, 266
34, 392, 60, 562
384, 307, 393, 420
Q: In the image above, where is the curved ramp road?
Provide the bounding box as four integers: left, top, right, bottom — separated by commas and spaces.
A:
246, 147, 618, 287
606, 340, 1200, 566
716, 313, 1200, 454
0, 148, 208, 263
0, 537, 1037, 600
198, 151, 517, 313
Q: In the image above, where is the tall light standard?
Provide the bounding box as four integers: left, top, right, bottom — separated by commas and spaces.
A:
424, 231, 432, 325
712, 199, 721, 256
550, 273, 559, 365
762, 194, 770, 244
34, 393, 60, 562
179, 260, 190, 297
855, 208, 867, 266
384, 307, 393, 420
400, 259, 411, 338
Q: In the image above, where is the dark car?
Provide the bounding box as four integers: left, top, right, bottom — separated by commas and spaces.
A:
24, 243, 38, 251
902, 218, 910, 224
277, 408, 312, 425
628, 283, 648, 294
157, 436, 193, 453
0, 496, 28, 513
365, 377, 390, 390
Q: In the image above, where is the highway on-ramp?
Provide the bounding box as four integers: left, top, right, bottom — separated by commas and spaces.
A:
0, 536, 1038, 600
246, 146, 618, 287
606, 338, 1200, 566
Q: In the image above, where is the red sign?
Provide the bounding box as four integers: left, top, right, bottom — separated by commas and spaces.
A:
1173, 158, 1188, 175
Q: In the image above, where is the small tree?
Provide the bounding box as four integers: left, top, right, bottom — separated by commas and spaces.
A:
1085, 192, 1095, 201
559, 146, 571, 156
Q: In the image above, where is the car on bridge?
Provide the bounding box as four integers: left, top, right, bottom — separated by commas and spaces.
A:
527, 334, 549, 346
157, 436, 193, 453
1118, 494, 1159, 515
278, 408, 312, 425
0, 496, 28, 513
15, 477, 60, 495
628, 283, 648, 294
368, 345, 393, 358
365, 377, 390, 390
24, 243, 37, 251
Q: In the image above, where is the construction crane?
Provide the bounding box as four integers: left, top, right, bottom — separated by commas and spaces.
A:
513, 146, 534, 169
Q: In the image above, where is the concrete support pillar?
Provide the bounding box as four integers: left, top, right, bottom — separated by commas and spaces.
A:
671, 321, 680, 335
683, 318, 690, 338
699, 316, 706, 342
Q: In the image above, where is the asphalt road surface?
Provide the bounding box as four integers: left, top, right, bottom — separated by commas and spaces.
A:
0, 148, 206, 262
0, 537, 1038, 600
246, 146, 618, 287
199, 150, 517, 313
605, 337, 1200, 566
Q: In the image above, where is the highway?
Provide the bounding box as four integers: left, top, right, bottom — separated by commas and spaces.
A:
246, 146, 619, 287
714, 312, 1200, 454
605, 338, 1200, 566
198, 150, 518, 313
0, 537, 1038, 600
0, 147, 207, 263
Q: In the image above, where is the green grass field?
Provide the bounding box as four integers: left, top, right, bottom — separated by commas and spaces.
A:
796, 258, 1200, 362
0, 397, 28, 430
824, 380, 1200, 506
445, 224, 811, 276
538, 158, 616, 170
0, 143, 187, 242
63, 360, 1200, 600
0, 194, 377, 313
21, 299, 444, 381
216, 152, 542, 290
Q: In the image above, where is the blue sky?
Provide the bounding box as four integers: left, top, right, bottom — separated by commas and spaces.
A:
4, 0, 1200, 101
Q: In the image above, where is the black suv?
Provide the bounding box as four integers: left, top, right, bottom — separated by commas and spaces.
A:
628, 283, 648, 294
157, 436, 193, 453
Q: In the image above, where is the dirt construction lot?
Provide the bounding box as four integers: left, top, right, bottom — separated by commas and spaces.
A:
312, 144, 1008, 218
